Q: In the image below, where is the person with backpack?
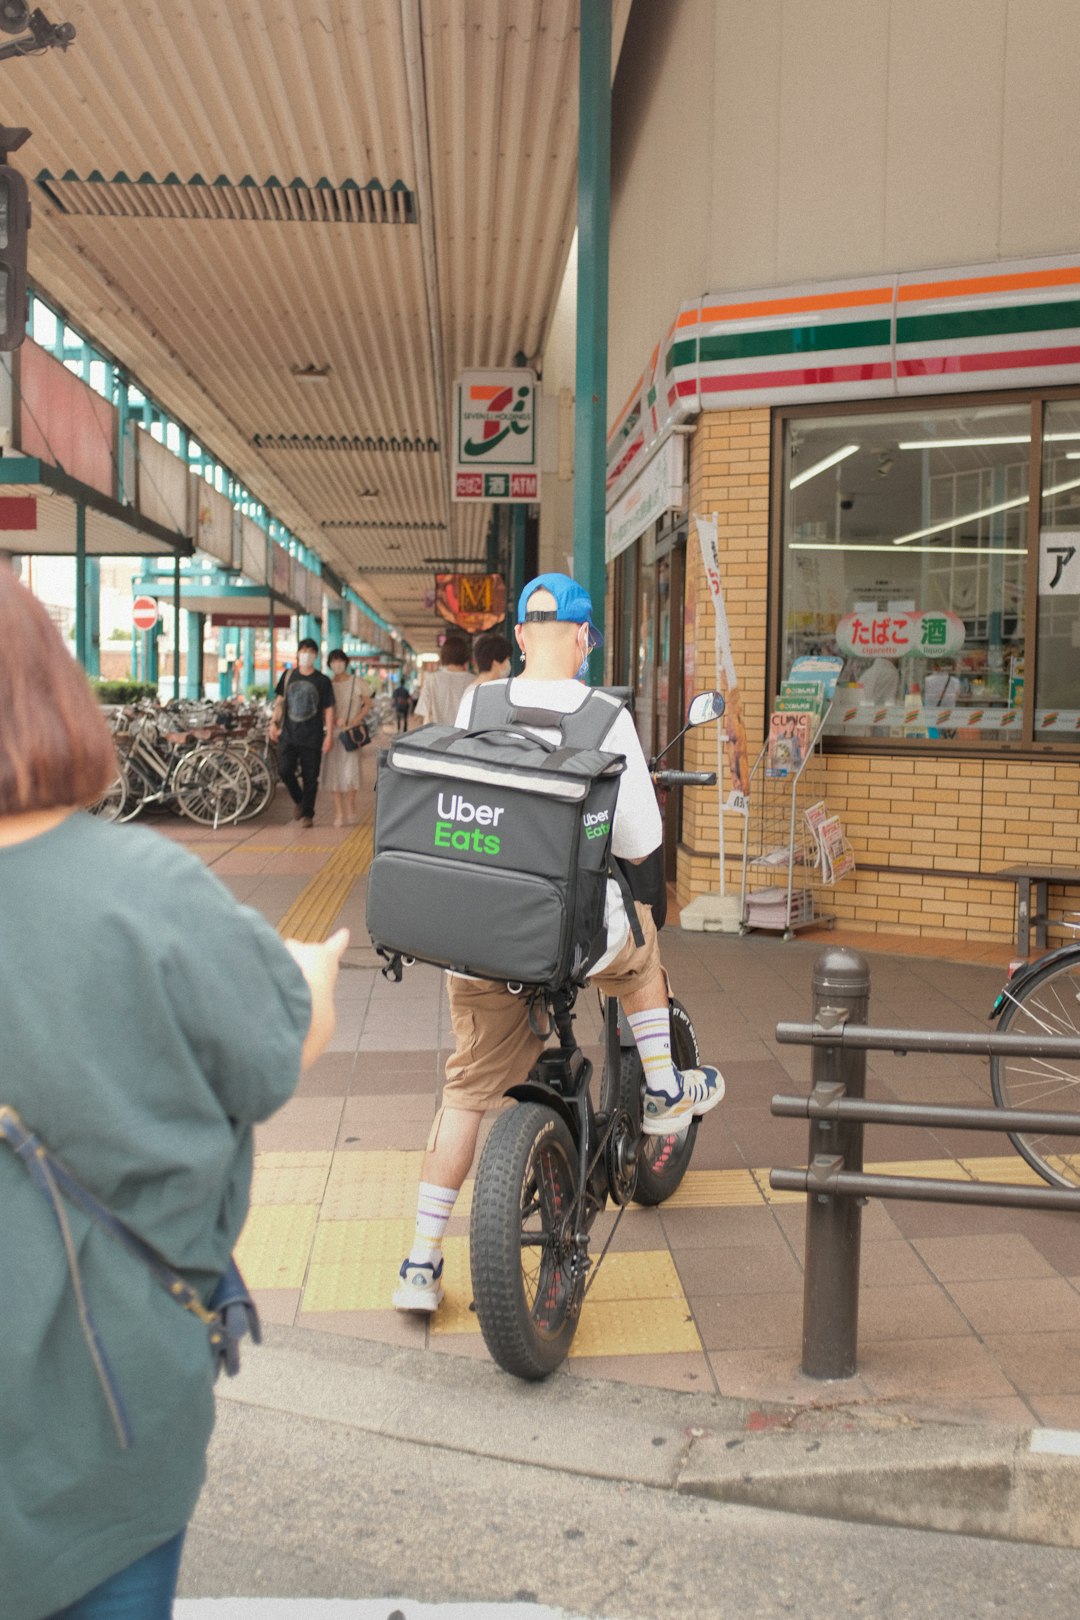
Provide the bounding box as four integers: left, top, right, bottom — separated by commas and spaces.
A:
392, 573, 725, 1313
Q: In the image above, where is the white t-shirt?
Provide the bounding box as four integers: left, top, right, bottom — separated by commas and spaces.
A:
456, 677, 662, 972
416, 668, 475, 727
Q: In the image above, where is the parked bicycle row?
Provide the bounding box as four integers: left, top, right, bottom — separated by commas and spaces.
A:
89, 702, 277, 828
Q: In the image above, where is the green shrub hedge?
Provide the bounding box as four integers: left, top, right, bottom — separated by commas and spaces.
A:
91, 679, 159, 704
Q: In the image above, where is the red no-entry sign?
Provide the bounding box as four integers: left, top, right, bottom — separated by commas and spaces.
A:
132, 595, 159, 632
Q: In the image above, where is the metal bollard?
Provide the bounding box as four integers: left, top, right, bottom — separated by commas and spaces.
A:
801, 947, 870, 1379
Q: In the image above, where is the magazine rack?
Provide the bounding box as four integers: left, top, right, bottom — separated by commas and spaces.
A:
739, 715, 835, 940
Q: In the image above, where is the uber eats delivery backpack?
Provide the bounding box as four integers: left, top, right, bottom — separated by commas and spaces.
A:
366, 683, 636, 989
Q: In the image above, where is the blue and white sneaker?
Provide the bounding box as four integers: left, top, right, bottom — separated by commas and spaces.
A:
642, 1066, 725, 1136
393, 1256, 445, 1313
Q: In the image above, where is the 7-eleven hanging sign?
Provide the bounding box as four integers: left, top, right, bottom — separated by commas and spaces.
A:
453, 368, 540, 503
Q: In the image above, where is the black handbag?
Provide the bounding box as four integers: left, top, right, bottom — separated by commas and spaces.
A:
339, 678, 370, 752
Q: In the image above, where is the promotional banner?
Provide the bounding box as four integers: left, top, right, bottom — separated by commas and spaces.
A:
693, 512, 749, 813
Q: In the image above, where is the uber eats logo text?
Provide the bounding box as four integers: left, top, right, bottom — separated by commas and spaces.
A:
584, 809, 610, 840
434, 792, 504, 855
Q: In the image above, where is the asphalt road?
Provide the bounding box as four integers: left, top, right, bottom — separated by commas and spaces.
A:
178, 1399, 1080, 1620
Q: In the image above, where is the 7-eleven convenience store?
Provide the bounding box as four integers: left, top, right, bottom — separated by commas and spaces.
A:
595, 1, 1080, 950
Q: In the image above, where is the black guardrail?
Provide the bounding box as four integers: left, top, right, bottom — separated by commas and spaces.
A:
769, 947, 1080, 1379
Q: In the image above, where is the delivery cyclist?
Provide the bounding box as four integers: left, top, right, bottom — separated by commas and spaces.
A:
394, 573, 726, 1312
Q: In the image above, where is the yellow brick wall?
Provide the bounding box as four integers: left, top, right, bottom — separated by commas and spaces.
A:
675, 408, 1080, 944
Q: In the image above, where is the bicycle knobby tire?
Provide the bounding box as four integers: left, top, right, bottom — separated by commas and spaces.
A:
469, 1102, 581, 1379
600, 997, 700, 1206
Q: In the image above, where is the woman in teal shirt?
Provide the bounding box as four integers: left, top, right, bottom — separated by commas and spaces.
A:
0, 568, 347, 1619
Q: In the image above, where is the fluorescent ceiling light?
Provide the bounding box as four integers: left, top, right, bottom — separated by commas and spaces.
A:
792, 541, 1026, 556
899, 432, 1080, 449
892, 474, 1080, 545
898, 436, 1028, 449
788, 444, 860, 489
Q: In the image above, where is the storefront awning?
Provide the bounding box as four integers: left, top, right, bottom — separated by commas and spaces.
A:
0, 456, 193, 558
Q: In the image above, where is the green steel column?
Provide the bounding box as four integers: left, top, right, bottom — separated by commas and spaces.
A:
172, 555, 182, 700
511, 503, 527, 670
145, 623, 159, 689
326, 606, 343, 651
268, 594, 276, 690
186, 610, 204, 699
300, 613, 319, 648
573, 0, 611, 683
86, 557, 101, 677
74, 504, 88, 667
241, 627, 255, 691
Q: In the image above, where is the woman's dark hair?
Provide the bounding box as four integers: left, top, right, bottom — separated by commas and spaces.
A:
327, 648, 348, 665
440, 632, 471, 666
472, 631, 511, 673
0, 565, 118, 814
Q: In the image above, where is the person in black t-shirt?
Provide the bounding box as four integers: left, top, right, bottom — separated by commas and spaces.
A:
269, 639, 335, 827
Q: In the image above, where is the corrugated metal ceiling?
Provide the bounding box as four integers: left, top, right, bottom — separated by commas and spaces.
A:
1, 0, 629, 644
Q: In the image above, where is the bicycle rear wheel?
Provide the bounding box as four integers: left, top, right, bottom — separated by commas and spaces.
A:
174, 749, 251, 827
470, 1102, 582, 1379
991, 955, 1080, 1188
600, 998, 700, 1206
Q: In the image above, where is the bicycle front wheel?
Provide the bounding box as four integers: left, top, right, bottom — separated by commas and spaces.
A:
470, 1102, 582, 1379
991, 956, 1080, 1187
233, 748, 275, 820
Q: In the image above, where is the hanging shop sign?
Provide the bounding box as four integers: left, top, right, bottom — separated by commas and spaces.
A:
605, 436, 686, 562
452, 368, 539, 503
434, 572, 508, 633
835, 609, 965, 658
210, 613, 290, 629
693, 511, 750, 813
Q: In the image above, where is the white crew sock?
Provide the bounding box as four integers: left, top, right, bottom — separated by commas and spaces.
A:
408, 1182, 458, 1266
626, 1008, 682, 1099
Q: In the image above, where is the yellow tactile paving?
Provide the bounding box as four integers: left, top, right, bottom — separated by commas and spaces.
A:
580, 1249, 685, 1303
958, 1154, 1047, 1185
320, 1149, 423, 1219
661, 1169, 764, 1208
275, 821, 374, 942
250, 1163, 333, 1205
864, 1158, 973, 1181
568, 1298, 701, 1358
255, 1151, 333, 1170
234, 1204, 319, 1289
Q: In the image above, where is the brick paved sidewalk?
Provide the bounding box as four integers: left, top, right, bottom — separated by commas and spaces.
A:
160, 740, 1080, 1431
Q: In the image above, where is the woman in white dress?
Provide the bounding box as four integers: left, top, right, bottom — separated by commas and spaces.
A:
321, 650, 373, 826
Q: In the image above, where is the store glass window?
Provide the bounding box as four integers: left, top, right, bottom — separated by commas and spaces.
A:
1037, 400, 1080, 734
781, 401, 1037, 744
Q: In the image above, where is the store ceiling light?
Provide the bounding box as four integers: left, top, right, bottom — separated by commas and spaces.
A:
788, 443, 859, 490
891, 474, 1080, 545
898, 436, 1029, 449
899, 433, 1080, 449
792, 540, 1027, 556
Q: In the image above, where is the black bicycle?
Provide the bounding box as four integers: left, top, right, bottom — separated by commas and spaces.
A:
989, 916, 1080, 1188
468, 692, 724, 1379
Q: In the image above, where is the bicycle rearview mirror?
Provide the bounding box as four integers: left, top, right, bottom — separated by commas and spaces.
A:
687, 690, 725, 726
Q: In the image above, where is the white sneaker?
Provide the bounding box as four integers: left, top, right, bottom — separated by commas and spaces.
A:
393, 1256, 445, 1313
641, 1066, 725, 1137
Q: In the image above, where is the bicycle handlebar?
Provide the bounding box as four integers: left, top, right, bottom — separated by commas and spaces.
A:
651, 769, 717, 788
